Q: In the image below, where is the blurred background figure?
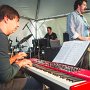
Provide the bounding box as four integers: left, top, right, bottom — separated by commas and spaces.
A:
44, 27, 57, 40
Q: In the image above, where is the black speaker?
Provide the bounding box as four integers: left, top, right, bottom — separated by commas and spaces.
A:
63, 32, 69, 42
43, 47, 61, 62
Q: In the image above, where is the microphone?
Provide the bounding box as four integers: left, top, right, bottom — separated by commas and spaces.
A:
22, 22, 29, 30
9, 38, 12, 43
16, 34, 33, 47
16, 37, 19, 42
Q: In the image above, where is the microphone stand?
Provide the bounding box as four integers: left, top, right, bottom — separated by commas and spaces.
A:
25, 24, 41, 59
25, 24, 35, 39
24, 24, 38, 58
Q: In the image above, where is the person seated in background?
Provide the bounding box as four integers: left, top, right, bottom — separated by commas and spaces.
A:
44, 27, 58, 40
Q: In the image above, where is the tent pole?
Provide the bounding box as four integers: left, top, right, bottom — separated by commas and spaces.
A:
35, 0, 40, 39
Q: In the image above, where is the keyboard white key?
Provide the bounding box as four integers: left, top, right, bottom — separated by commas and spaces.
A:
25, 65, 85, 90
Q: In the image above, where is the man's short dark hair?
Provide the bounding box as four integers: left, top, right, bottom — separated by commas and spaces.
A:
0, 5, 20, 21
74, 0, 87, 10
47, 27, 52, 30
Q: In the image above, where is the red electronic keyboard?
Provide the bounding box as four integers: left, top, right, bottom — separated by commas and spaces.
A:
25, 58, 90, 90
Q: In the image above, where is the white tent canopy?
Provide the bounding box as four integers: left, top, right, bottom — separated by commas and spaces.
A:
0, 0, 90, 20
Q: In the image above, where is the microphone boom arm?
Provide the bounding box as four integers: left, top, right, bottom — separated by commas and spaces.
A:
26, 24, 35, 39
16, 34, 33, 48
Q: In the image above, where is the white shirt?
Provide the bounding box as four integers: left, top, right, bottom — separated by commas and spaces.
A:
67, 11, 90, 40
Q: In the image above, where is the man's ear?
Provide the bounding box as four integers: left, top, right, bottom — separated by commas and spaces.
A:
4, 16, 8, 23
78, 4, 80, 9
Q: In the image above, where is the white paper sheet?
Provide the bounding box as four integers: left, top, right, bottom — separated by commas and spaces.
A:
53, 40, 90, 66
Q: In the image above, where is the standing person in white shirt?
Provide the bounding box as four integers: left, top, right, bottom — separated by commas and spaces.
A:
67, 0, 90, 41
67, 0, 90, 69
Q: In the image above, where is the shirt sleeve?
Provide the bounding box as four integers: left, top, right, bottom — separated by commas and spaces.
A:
67, 12, 79, 40
54, 33, 57, 39
0, 33, 20, 83
72, 32, 79, 39
44, 33, 48, 38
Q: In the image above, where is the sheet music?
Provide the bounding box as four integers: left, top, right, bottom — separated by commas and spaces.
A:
53, 40, 90, 66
